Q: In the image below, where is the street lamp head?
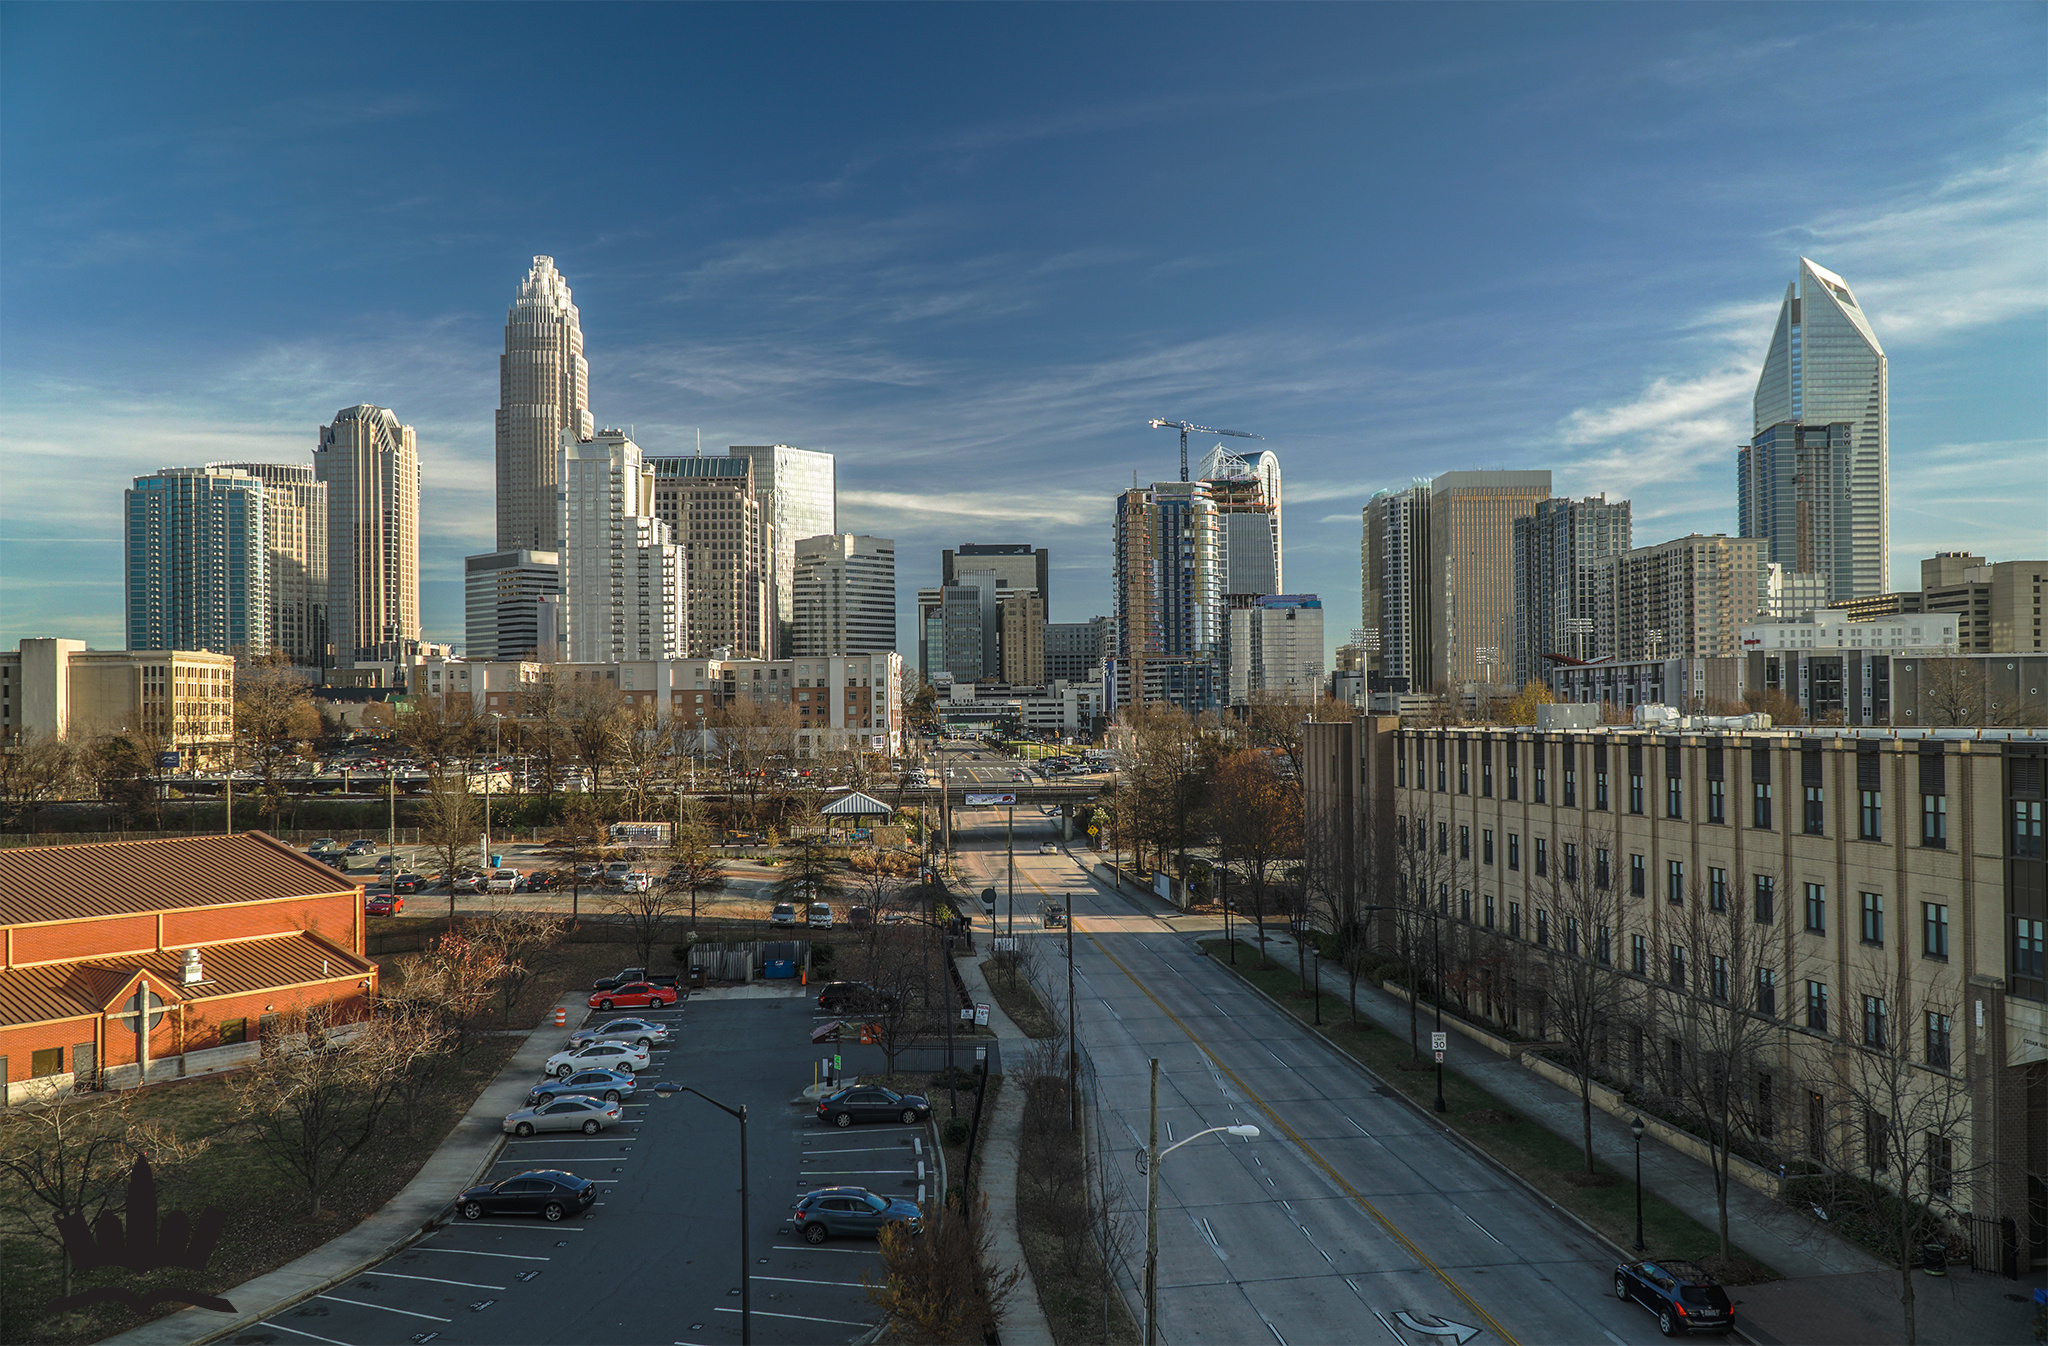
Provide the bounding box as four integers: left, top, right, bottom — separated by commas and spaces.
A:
1630, 1115, 1645, 1143
1226, 1124, 1261, 1139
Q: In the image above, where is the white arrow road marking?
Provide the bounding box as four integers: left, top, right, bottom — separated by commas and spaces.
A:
1394, 1310, 1481, 1344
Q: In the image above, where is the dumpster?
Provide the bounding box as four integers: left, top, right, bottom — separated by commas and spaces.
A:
763, 940, 797, 979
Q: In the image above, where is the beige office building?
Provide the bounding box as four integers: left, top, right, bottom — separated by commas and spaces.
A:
1, 638, 234, 755
1428, 471, 1551, 687
792, 534, 896, 657
315, 405, 420, 667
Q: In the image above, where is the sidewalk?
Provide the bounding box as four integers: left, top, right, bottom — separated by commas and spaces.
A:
103, 990, 591, 1346
956, 953, 1057, 1346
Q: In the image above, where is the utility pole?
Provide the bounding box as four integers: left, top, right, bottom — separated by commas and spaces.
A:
1067, 878, 1078, 1130
1144, 1057, 1160, 1346
1006, 803, 1015, 937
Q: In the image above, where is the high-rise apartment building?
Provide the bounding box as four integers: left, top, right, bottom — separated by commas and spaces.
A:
792, 534, 896, 656
646, 455, 772, 659
1197, 445, 1283, 597
1110, 480, 1223, 712
210, 462, 328, 668
727, 445, 835, 657
1429, 470, 1551, 687
1602, 533, 1763, 662
124, 466, 269, 656
1226, 594, 1324, 704
496, 256, 593, 553
560, 430, 685, 664
464, 550, 560, 661
1362, 482, 1431, 686
1739, 259, 1888, 603
1510, 494, 1632, 685
1045, 617, 1110, 685
315, 405, 420, 667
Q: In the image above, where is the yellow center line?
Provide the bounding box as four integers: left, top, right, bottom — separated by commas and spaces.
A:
1007, 860, 1520, 1346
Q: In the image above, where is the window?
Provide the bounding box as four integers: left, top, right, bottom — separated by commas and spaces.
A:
1754, 875, 1776, 924
1437, 822, 1448, 855
1507, 756, 1519, 800
218, 1017, 247, 1046
1860, 892, 1884, 946
1859, 790, 1882, 841
1565, 915, 1581, 955
1397, 816, 1408, 847
1630, 853, 1645, 897
1926, 1012, 1953, 1071
1758, 1074, 1775, 1136
2018, 801, 2045, 859
1808, 1091, 1827, 1160
1708, 867, 1728, 912
1459, 825, 1470, 860
1806, 981, 1830, 1032
1708, 779, 1726, 824
1631, 934, 1647, 975
1396, 741, 1407, 787
1669, 944, 1686, 988
1596, 924, 1612, 964
1534, 838, 1548, 877
1436, 749, 1446, 792
1804, 784, 1825, 835
1563, 766, 1577, 807
2015, 917, 2045, 980
1534, 764, 1547, 803
1630, 773, 1644, 814
1482, 751, 1494, 797
1509, 902, 1523, 938
1756, 968, 1777, 1017
1667, 775, 1683, 819
1710, 954, 1729, 1001
1484, 894, 1496, 928
1929, 1134, 1954, 1197
1562, 843, 1578, 882
1753, 780, 1773, 829
1804, 882, 1826, 934
1438, 883, 1451, 915
1923, 903, 1950, 960
1482, 829, 1494, 864
1863, 996, 1888, 1048
1595, 848, 1611, 888
31, 1046, 62, 1077
1507, 833, 1520, 870
1865, 1109, 1890, 1171
1414, 815, 1426, 850
1536, 909, 1550, 946
1458, 755, 1469, 794
1667, 860, 1685, 904
1922, 793, 1947, 848
1595, 769, 1609, 811
1459, 890, 1471, 922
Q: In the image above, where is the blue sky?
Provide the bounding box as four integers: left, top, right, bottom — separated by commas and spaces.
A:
3, 2, 2043, 659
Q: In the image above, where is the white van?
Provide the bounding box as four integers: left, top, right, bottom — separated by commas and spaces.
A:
807, 902, 834, 930
486, 868, 520, 893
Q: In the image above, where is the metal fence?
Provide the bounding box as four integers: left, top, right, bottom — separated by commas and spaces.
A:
1958, 1212, 2021, 1278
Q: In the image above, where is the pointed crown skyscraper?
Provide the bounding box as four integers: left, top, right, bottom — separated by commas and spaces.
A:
496, 256, 593, 551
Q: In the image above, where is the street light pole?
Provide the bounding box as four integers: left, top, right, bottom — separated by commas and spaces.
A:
680, 1087, 751, 1345
1006, 803, 1015, 937
1142, 1056, 1259, 1346
1432, 909, 1446, 1114
1631, 1115, 1646, 1252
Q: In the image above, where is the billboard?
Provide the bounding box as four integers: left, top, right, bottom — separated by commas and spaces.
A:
964, 792, 1017, 806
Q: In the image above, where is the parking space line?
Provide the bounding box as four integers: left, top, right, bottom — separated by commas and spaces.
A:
259, 1322, 354, 1346
363, 1271, 505, 1290
714, 1307, 872, 1327
417, 1247, 550, 1261
444, 1222, 586, 1231
750, 1274, 869, 1287
769, 1245, 881, 1255
800, 1168, 915, 1175
800, 1146, 909, 1154
316, 1294, 450, 1322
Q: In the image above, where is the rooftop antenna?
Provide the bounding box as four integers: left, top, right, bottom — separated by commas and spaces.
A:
695, 428, 702, 457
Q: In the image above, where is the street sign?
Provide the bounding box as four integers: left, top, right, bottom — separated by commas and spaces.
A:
964, 792, 1016, 805
960, 1007, 973, 1021
1431, 1031, 1448, 1052
1434, 1051, 1445, 1062
973, 1003, 990, 1026
980, 887, 997, 911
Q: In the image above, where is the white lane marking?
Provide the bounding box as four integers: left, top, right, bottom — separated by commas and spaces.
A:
750, 1274, 869, 1288
1343, 1115, 1370, 1135
417, 1247, 549, 1260
507, 1137, 634, 1144
799, 1168, 917, 1176
444, 1222, 585, 1230
715, 1307, 873, 1326
1458, 1207, 1505, 1245
801, 1146, 907, 1154
258, 1322, 353, 1346
770, 1245, 882, 1254
359, 1271, 505, 1290
315, 1294, 450, 1322
1366, 1306, 1405, 1343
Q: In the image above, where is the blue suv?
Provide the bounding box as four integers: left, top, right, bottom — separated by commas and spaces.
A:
1614, 1259, 1734, 1336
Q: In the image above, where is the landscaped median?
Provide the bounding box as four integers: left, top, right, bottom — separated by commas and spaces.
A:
1197, 939, 1777, 1284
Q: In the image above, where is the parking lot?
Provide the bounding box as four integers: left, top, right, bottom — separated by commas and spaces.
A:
247, 991, 938, 1346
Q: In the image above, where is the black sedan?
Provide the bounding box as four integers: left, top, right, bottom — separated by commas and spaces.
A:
818, 1085, 931, 1128
815, 981, 900, 1014
457, 1168, 595, 1222
1614, 1259, 1734, 1336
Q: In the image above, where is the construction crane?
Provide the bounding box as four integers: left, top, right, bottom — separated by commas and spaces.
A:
1147, 418, 1262, 483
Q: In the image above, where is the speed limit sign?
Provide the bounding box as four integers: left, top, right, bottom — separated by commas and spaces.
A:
1431, 1032, 1448, 1052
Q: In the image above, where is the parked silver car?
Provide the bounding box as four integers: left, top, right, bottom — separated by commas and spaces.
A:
502, 1095, 622, 1137
569, 1018, 670, 1049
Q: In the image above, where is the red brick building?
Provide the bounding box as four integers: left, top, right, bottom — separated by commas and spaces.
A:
0, 833, 377, 1102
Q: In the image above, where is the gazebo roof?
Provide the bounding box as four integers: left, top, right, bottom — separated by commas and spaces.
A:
819, 791, 895, 818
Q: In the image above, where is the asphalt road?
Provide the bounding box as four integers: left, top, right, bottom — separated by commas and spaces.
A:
251, 993, 934, 1346
952, 808, 1662, 1346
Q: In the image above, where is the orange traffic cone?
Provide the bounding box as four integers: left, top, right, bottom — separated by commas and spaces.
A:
554, 1007, 567, 1027
860, 1025, 873, 1045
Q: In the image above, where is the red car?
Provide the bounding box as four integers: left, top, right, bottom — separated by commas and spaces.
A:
588, 982, 680, 1012
364, 893, 405, 917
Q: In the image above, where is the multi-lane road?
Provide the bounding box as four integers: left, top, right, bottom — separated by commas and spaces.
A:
950, 798, 1659, 1346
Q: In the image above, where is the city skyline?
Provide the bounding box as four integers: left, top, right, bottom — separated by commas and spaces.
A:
3, 5, 2042, 664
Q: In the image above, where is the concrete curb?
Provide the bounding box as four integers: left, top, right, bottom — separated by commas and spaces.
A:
100, 994, 589, 1346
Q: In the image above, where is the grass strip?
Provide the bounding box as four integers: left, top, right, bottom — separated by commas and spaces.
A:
979, 958, 1059, 1039
1016, 1087, 1140, 1345
1198, 939, 1776, 1283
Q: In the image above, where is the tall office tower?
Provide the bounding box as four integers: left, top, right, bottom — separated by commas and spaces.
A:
497, 256, 594, 552
124, 466, 270, 655
1197, 444, 1283, 596
1045, 616, 1110, 684
464, 550, 559, 660
935, 571, 1001, 682
1110, 480, 1223, 712
792, 534, 896, 656
211, 462, 328, 669
1226, 594, 1325, 705
1509, 494, 1632, 686
1919, 553, 2047, 653
999, 591, 1046, 685
560, 430, 686, 663
1602, 534, 1764, 662
1764, 562, 1832, 622
1428, 470, 1551, 687
727, 445, 836, 656
646, 455, 772, 659
315, 405, 421, 667
1738, 258, 1888, 603
1361, 482, 1431, 686
941, 544, 1049, 606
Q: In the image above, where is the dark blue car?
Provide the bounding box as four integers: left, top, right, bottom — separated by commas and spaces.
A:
528, 1069, 637, 1105
791, 1186, 923, 1244
1614, 1259, 1734, 1336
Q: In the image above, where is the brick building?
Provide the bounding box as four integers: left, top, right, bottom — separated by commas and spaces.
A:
0, 833, 376, 1104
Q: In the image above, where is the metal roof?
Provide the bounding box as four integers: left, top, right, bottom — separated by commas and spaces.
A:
819, 791, 895, 817
0, 832, 355, 929
0, 931, 374, 1029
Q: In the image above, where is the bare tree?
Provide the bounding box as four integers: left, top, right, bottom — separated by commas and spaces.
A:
418, 770, 484, 912
234, 1007, 409, 1216
563, 680, 626, 788
1121, 703, 1218, 898
396, 695, 480, 769
1523, 828, 1632, 1173
232, 652, 321, 832
867, 1190, 1022, 1345
1211, 748, 1302, 960
665, 835, 730, 932
611, 699, 673, 822
2, 728, 74, 830
603, 883, 688, 973
485, 908, 570, 1024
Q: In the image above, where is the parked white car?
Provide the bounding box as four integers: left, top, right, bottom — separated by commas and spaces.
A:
620, 871, 652, 893
486, 868, 520, 892
807, 902, 834, 929
545, 1041, 651, 1077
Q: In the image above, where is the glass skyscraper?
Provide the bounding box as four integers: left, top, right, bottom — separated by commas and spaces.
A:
125, 467, 269, 655
496, 256, 593, 552
727, 444, 836, 656
1739, 258, 1888, 602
